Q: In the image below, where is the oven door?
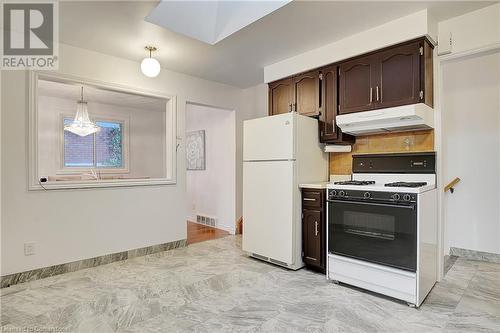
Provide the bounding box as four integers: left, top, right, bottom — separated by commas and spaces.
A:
328, 199, 417, 272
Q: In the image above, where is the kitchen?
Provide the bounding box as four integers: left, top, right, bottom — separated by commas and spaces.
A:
1, 1, 499, 332
242, 30, 494, 309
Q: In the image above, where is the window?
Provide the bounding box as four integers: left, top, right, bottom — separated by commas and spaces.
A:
63, 118, 125, 170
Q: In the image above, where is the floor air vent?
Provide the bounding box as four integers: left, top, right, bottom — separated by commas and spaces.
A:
196, 214, 216, 227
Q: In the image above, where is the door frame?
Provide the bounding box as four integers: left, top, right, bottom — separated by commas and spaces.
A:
435, 44, 500, 280
185, 101, 237, 235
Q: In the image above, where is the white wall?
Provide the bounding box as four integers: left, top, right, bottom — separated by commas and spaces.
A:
264, 9, 434, 83
441, 51, 500, 255
1, 43, 266, 276
438, 3, 500, 57
186, 104, 236, 233
437, 2, 500, 257
38, 95, 166, 178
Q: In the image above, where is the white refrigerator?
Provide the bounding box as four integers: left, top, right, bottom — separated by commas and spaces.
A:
242, 113, 328, 270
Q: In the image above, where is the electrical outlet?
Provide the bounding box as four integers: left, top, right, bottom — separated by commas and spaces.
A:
402, 136, 415, 150
24, 242, 35, 256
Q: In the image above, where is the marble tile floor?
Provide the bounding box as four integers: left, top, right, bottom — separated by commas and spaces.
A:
1, 236, 499, 332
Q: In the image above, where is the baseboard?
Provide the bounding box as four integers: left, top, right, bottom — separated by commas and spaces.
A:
450, 247, 500, 264
188, 219, 234, 235
0, 238, 187, 289
216, 224, 235, 235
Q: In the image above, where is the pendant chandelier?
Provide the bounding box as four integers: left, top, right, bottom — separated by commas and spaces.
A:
64, 86, 100, 137
141, 46, 161, 78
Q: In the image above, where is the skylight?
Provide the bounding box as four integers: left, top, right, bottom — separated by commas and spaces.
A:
145, 0, 291, 45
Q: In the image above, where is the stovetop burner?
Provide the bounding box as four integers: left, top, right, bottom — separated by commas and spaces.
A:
334, 180, 376, 186
384, 182, 428, 188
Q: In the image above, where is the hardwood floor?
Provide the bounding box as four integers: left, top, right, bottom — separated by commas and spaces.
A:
187, 221, 230, 245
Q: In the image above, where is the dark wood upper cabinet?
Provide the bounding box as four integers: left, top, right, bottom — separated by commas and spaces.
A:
339, 37, 433, 115
319, 65, 354, 144
377, 41, 421, 108
269, 71, 321, 116
294, 70, 320, 116
267, 37, 433, 142
339, 57, 378, 114
268, 78, 294, 116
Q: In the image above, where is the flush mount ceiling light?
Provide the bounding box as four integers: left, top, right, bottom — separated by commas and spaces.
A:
64, 86, 100, 137
145, 1, 291, 45
141, 46, 161, 78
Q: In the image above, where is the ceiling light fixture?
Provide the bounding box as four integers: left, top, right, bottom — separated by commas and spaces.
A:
141, 46, 161, 78
64, 86, 100, 137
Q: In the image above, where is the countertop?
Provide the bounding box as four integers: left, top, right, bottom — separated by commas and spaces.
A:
299, 182, 329, 189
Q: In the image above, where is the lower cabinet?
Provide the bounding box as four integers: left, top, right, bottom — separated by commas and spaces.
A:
302, 188, 326, 273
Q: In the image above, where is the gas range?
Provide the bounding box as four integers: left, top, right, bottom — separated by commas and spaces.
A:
326, 152, 438, 308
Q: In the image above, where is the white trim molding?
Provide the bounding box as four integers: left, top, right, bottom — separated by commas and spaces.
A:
29, 71, 178, 190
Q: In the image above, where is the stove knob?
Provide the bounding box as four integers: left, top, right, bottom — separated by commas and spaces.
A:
363, 192, 371, 199
339, 190, 346, 197
403, 194, 411, 201
392, 193, 401, 201
331, 190, 337, 197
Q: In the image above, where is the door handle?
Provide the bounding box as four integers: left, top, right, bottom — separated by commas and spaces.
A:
328, 199, 415, 210
315, 221, 319, 236
376, 86, 380, 101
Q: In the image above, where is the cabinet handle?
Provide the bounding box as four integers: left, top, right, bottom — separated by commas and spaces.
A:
376, 86, 380, 102
289, 103, 292, 112
369, 87, 373, 103
303, 198, 316, 201
315, 221, 319, 236
293, 103, 297, 112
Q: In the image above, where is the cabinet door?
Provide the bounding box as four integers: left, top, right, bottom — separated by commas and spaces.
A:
319, 66, 338, 141
339, 57, 377, 114
294, 70, 320, 116
377, 41, 421, 108
302, 209, 322, 268
268, 78, 294, 116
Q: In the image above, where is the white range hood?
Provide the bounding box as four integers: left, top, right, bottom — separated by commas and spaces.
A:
336, 103, 434, 136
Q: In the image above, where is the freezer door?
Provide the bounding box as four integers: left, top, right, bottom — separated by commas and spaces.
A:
242, 160, 295, 264
243, 113, 295, 161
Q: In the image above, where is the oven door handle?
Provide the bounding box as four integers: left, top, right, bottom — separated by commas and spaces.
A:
328, 199, 415, 210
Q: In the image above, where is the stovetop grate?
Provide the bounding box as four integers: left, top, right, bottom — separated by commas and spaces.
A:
384, 182, 428, 188
333, 180, 376, 186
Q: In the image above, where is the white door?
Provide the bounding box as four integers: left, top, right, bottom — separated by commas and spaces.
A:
242, 160, 295, 264
243, 113, 295, 161
442, 51, 500, 255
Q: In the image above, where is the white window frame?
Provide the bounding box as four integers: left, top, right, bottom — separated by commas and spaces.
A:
58, 114, 130, 175
29, 71, 177, 190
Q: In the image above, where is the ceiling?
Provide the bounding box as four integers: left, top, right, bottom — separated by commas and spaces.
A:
59, 1, 496, 88
146, 1, 291, 44
38, 79, 166, 112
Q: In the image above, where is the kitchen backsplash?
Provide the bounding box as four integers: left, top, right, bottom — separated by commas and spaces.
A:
330, 130, 434, 175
